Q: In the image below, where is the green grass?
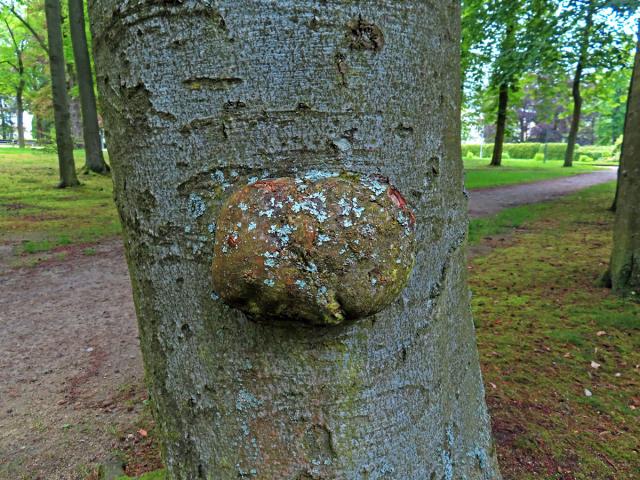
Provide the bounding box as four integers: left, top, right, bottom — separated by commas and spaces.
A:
467, 182, 616, 244
0, 147, 120, 254
470, 182, 639, 479
464, 157, 604, 190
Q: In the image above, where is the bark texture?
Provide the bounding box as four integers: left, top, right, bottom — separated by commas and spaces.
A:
45, 0, 79, 187
90, 1, 500, 479
490, 83, 508, 167
68, 0, 109, 174
608, 35, 640, 295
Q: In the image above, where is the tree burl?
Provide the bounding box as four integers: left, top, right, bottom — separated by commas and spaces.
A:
212, 172, 416, 325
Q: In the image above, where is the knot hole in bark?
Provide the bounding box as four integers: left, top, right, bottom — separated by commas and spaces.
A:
347, 16, 384, 51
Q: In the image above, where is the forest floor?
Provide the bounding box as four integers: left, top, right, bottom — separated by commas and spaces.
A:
1, 150, 635, 480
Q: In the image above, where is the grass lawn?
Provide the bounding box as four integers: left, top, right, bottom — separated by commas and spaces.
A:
0, 147, 120, 256
469, 182, 639, 479
464, 157, 605, 190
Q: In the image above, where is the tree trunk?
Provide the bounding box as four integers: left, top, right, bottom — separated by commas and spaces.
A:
564, 62, 583, 167
16, 81, 25, 148
490, 83, 509, 166
90, 2, 501, 478
68, 0, 109, 174
45, 0, 79, 188
564, 5, 594, 168
607, 34, 640, 294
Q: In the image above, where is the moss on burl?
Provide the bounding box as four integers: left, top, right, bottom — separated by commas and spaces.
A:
211, 172, 416, 325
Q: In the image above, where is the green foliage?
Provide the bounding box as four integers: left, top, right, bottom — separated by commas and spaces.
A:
502, 142, 541, 159
542, 142, 569, 160
462, 142, 616, 163
574, 145, 615, 162
116, 470, 166, 480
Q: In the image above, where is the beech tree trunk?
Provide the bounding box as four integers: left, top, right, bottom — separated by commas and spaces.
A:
45, 0, 79, 187
490, 83, 509, 167
90, 2, 501, 478
607, 34, 640, 295
564, 5, 594, 168
68, 0, 109, 174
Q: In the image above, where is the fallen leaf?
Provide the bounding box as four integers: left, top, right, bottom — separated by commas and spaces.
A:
138, 429, 148, 437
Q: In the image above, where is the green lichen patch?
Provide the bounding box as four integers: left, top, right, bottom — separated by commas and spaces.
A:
211, 173, 416, 325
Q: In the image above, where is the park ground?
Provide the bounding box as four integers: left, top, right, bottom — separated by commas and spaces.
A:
0, 149, 638, 479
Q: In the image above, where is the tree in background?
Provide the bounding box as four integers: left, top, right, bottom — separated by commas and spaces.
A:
604, 26, 639, 294
91, 1, 501, 477
561, 0, 635, 167
44, 0, 78, 187
0, 15, 28, 146
68, 0, 108, 173
463, 0, 561, 166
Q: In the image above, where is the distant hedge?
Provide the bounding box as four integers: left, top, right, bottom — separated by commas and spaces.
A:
462, 142, 615, 162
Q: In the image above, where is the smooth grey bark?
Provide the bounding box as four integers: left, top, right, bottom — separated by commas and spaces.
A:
606, 33, 640, 295
564, 2, 594, 168
90, 1, 501, 479
45, 0, 79, 187
68, 0, 109, 174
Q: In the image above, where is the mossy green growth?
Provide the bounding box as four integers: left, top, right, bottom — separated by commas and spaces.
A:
115, 469, 166, 480
470, 182, 639, 479
211, 173, 416, 325
0, 147, 120, 255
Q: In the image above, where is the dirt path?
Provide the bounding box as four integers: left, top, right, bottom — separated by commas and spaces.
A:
0, 169, 618, 479
0, 240, 144, 479
468, 168, 617, 218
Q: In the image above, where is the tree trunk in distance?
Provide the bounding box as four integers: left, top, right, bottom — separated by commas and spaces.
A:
564, 5, 594, 168
45, 0, 79, 187
16, 81, 25, 148
564, 61, 583, 167
607, 34, 640, 295
490, 83, 509, 166
90, 1, 501, 478
68, 0, 109, 174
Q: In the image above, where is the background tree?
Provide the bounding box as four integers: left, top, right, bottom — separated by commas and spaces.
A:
90, 1, 502, 478
605, 25, 639, 294
44, 0, 78, 187
0, 15, 29, 146
463, 0, 561, 166
561, 0, 635, 167
68, 0, 108, 173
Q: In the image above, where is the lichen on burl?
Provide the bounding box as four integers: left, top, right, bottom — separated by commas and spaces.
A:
211, 172, 417, 325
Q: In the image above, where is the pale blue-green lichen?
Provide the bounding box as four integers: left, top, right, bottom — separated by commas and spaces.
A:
188, 193, 206, 218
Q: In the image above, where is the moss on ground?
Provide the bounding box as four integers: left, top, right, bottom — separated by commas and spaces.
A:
470, 182, 639, 479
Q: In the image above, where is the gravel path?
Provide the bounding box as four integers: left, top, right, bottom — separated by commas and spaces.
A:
468, 168, 617, 218
0, 169, 618, 479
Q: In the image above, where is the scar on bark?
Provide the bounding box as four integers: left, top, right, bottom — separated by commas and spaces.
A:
347, 16, 384, 51
183, 76, 243, 91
